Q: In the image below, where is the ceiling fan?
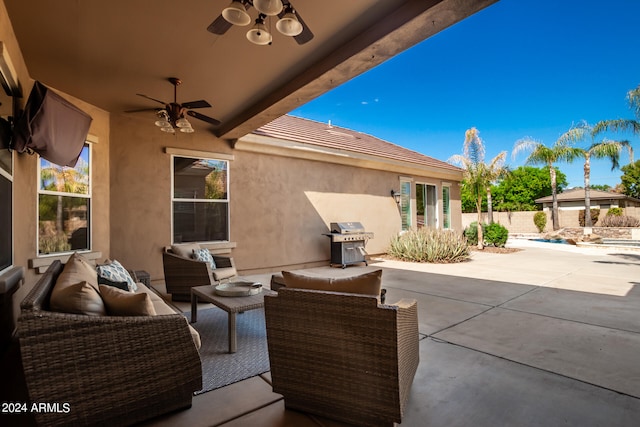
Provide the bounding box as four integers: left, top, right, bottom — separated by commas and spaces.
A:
207, 0, 313, 45
133, 77, 221, 133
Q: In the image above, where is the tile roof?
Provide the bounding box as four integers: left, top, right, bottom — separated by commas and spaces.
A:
535, 188, 640, 203
252, 115, 461, 172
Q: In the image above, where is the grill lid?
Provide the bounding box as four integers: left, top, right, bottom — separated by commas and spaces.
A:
330, 222, 365, 234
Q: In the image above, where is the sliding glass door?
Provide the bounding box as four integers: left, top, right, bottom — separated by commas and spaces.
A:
416, 183, 437, 228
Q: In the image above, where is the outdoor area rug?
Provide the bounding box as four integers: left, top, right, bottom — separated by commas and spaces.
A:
185, 307, 270, 395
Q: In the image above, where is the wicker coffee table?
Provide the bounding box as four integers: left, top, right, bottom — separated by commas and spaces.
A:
191, 284, 276, 353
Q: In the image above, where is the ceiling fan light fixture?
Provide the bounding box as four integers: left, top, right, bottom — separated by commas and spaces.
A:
276, 9, 303, 36
175, 117, 190, 127
222, 1, 251, 26
154, 110, 171, 127
160, 126, 176, 133
253, 0, 283, 16
246, 19, 272, 45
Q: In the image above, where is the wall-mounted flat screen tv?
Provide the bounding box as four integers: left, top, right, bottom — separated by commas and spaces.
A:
11, 81, 92, 167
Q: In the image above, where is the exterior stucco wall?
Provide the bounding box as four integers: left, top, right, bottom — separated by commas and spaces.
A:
108, 117, 462, 280
2, 0, 111, 316
108, 114, 235, 279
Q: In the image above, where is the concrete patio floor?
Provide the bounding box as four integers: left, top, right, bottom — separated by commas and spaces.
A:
144, 239, 640, 426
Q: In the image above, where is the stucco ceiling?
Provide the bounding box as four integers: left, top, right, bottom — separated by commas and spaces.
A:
4, 0, 497, 140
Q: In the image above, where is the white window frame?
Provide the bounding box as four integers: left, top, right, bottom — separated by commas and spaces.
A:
399, 177, 413, 231
171, 154, 230, 244
37, 143, 92, 256
442, 183, 452, 230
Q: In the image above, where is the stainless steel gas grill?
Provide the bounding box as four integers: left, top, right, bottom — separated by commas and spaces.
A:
324, 222, 374, 268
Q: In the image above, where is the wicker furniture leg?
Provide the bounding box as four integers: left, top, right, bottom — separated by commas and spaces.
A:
191, 291, 199, 323
228, 312, 237, 353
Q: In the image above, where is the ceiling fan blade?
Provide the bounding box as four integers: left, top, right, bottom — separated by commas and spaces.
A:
182, 100, 212, 109
280, 1, 314, 45
136, 93, 167, 106
124, 107, 160, 113
187, 110, 221, 126
207, 14, 233, 35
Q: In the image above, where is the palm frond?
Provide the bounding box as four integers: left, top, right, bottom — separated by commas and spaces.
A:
628, 85, 640, 119
592, 119, 640, 136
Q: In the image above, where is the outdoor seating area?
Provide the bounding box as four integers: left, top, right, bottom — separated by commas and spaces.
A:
137, 240, 640, 427
2, 241, 640, 426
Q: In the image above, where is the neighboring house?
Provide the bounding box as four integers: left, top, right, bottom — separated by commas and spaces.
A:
535, 188, 640, 211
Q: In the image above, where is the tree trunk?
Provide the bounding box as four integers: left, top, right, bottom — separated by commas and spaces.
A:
486, 187, 493, 224
550, 165, 559, 231
56, 195, 64, 234
584, 156, 592, 227
476, 192, 484, 250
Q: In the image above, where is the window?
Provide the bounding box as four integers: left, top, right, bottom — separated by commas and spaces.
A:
38, 144, 91, 255
172, 156, 229, 243
442, 185, 451, 229
0, 147, 12, 271
400, 179, 412, 231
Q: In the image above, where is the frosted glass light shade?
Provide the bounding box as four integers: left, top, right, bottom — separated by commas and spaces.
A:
222, 1, 251, 26
253, 0, 283, 16
246, 23, 272, 45
175, 117, 191, 128
276, 12, 302, 36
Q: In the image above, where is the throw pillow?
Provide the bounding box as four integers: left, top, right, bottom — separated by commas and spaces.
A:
281, 269, 382, 297
192, 248, 216, 270
96, 259, 137, 292
97, 275, 129, 291
99, 285, 156, 316
50, 281, 106, 316
50, 252, 100, 313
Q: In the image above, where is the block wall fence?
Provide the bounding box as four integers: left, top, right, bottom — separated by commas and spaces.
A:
461, 207, 640, 234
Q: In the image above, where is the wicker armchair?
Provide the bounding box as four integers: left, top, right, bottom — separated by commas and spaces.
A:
162, 247, 237, 301
264, 288, 419, 427
18, 260, 202, 427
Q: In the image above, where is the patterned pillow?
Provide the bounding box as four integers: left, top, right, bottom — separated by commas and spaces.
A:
192, 248, 216, 270
96, 259, 137, 292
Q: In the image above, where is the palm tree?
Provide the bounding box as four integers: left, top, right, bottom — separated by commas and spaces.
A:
579, 134, 633, 227
40, 160, 88, 235
593, 84, 640, 138
513, 127, 585, 231
449, 128, 507, 249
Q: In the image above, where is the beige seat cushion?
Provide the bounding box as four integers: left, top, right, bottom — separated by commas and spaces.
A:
212, 267, 237, 281
99, 285, 156, 316
171, 243, 202, 259
135, 286, 202, 349
282, 269, 382, 296
50, 252, 105, 315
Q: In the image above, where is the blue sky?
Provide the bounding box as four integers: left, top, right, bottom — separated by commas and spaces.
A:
291, 0, 640, 188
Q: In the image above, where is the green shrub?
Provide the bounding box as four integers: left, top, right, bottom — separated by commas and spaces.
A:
579, 208, 600, 226
599, 215, 640, 227
388, 227, 470, 263
464, 222, 486, 246
484, 222, 509, 247
533, 211, 547, 233
606, 207, 623, 216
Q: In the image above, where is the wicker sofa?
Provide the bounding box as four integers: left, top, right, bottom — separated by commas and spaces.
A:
264, 284, 419, 427
18, 260, 202, 427
162, 245, 238, 301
